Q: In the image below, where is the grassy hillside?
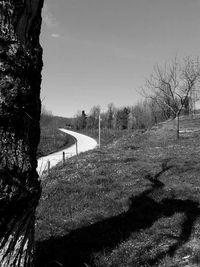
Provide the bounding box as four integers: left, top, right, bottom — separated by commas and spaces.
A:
36, 115, 200, 267
79, 128, 136, 146
37, 114, 74, 158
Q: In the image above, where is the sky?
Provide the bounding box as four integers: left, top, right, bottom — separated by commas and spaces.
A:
40, 0, 200, 117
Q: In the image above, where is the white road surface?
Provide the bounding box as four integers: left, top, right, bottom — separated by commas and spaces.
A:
37, 129, 97, 176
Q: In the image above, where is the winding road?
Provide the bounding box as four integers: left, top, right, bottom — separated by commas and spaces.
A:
37, 129, 97, 176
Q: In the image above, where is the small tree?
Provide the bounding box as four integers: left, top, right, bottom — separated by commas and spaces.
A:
131, 102, 153, 129
128, 110, 136, 130
73, 110, 87, 130
142, 57, 200, 138
148, 98, 165, 124
81, 110, 87, 129
113, 107, 130, 130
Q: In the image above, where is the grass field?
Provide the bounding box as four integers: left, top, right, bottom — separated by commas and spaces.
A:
36, 115, 200, 267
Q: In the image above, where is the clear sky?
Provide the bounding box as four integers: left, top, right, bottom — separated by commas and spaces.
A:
40, 0, 200, 117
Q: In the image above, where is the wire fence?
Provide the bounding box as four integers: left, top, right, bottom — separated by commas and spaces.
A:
38, 151, 78, 177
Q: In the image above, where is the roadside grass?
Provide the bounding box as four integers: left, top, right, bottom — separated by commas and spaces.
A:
79, 128, 132, 146
37, 115, 74, 158
36, 116, 200, 267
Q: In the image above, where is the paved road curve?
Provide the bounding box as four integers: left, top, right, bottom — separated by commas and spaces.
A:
37, 129, 97, 176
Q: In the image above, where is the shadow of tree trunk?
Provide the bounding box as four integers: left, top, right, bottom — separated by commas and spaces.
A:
36, 167, 200, 267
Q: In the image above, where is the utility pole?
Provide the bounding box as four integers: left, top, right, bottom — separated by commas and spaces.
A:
99, 112, 101, 148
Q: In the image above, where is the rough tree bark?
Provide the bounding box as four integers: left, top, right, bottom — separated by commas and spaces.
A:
0, 0, 44, 266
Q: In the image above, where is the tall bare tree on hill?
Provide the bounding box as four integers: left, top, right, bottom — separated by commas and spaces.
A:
0, 0, 44, 265
142, 57, 200, 138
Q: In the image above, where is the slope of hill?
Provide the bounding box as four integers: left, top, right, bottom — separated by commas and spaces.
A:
36, 115, 200, 267
37, 114, 74, 158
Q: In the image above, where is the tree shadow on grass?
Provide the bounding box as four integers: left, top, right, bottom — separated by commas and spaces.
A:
145, 199, 200, 266
36, 167, 200, 267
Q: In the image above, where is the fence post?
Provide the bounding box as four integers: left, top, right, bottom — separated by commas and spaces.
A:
76, 141, 78, 156
63, 151, 65, 165
47, 160, 50, 175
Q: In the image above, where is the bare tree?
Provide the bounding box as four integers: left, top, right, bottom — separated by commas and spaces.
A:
142, 57, 200, 138
0, 0, 44, 265
86, 105, 101, 129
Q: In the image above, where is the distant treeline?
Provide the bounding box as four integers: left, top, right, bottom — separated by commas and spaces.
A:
73, 57, 200, 132
72, 98, 192, 132
41, 57, 200, 139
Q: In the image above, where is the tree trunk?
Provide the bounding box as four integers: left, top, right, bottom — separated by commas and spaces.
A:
0, 0, 44, 266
